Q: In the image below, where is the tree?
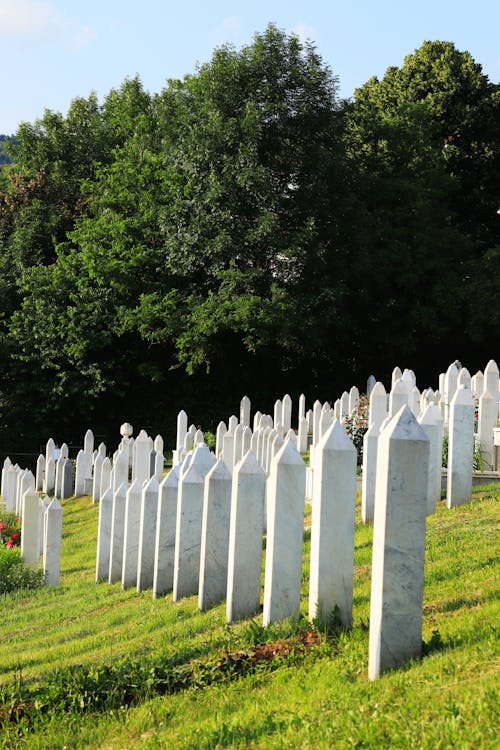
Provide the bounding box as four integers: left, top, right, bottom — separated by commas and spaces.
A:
343, 40, 499, 380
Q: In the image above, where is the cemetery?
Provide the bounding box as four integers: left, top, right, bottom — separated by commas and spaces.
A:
0, 18, 498, 749
0, 358, 498, 748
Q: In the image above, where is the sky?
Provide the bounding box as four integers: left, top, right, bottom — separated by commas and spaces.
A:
0, 0, 499, 134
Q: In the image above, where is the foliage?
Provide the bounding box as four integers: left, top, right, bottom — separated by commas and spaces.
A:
0, 546, 43, 594
343, 395, 369, 463
0, 31, 497, 449
0, 510, 21, 548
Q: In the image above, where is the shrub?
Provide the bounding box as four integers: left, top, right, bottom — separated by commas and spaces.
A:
0, 546, 44, 594
0, 510, 21, 548
343, 395, 369, 464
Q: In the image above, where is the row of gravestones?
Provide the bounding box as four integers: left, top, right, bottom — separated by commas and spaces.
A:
95, 404, 431, 681
3, 357, 497, 678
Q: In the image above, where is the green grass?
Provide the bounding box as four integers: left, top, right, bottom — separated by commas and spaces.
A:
0, 485, 498, 749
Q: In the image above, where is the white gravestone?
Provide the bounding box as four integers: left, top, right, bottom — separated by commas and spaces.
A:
215, 421, 227, 458
92, 453, 103, 504
391, 366, 402, 388
477, 389, 496, 470
35, 454, 45, 492
418, 404, 441, 515
113, 448, 129, 495
273, 399, 282, 432
137, 476, 160, 591
298, 393, 306, 424
348, 386, 359, 414
4, 465, 17, 511
43, 497, 62, 586
100, 457, 112, 499
198, 458, 232, 610
368, 382, 387, 427
154, 452, 164, 482
222, 430, 235, 472
446, 386, 475, 508
84, 429, 94, 480
263, 439, 306, 625
95, 487, 113, 582
176, 410, 188, 452
240, 395, 251, 427
389, 379, 408, 417
282, 394, 292, 433
21, 488, 41, 568
484, 360, 499, 422
253, 411, 262, 432
368, 406, 429, 680
134, 430, 151, 487
226, 451, 265, 622
45, 437, 55, 466
121, 479, 142, 589
309, 421, 356, 626
108, 482, 127, 583
172, 464, 204, 600
75, 450, 86, 496
298, 417, 308, 454
153, 465, 180, 598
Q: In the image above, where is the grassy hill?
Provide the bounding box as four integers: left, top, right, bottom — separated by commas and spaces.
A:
0, 484, 498, 749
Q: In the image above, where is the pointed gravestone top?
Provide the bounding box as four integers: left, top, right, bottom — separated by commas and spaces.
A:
457, 367, 471, 386
137, 429, 149, 442
127, 477, 142, 495
160, 464, 180, 489
273, 436, 305, 467
206, 456, 232, 481
451, 384, 474, 407
237, 449, 265, 476
101, 486, 113, 503
391, 379, 407, 395
115, 481, 128, 497
181, 462, 203, 485
3, 456, 11, 468
191, 443, 215, 473
47, 496, 62, 512
143, 475, 159, 493
321, 420, 356, 452
384, 405, 429, 444
372, 381, 386, 397
115, 449, 128, 467
485, 359, 499, 375
418, 403, 436, 425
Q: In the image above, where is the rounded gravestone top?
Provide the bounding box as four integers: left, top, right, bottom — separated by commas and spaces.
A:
120, 422, 133, 438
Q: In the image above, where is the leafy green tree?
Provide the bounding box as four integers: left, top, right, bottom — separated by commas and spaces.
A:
343, 40, 499, 379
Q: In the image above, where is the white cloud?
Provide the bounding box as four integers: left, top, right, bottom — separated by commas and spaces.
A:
0, 0, 59, 37
0, 0, 96, 50
291, 22, 318, 45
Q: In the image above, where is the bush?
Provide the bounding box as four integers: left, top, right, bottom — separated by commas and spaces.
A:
0, 546, 44, 594
0, 509, 21, 548
343, 395, 369, 464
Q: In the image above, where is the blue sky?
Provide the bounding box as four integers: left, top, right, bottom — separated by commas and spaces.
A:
1, 0, 498, 134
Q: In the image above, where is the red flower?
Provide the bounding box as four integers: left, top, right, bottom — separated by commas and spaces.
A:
11, 532, 19, 539
6, 539, 14, 548
0, 522, 6, 531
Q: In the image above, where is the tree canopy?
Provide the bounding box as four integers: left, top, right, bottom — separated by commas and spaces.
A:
0, 28, 498, 449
